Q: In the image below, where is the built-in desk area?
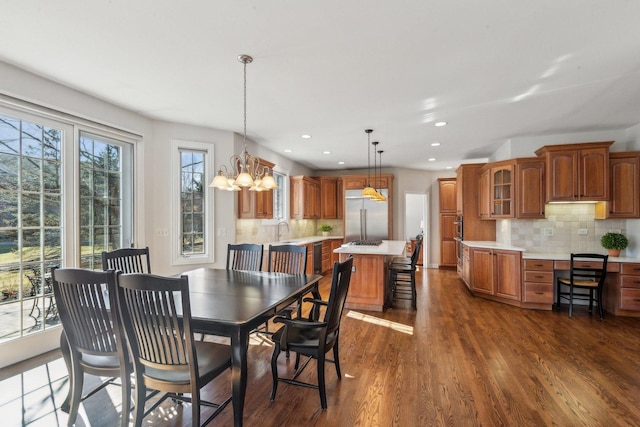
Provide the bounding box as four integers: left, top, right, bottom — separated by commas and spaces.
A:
461, 242, 640, 317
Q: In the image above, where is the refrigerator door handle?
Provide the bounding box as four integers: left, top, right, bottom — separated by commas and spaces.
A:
360, 209, 365, 240
362, 208, 367, 240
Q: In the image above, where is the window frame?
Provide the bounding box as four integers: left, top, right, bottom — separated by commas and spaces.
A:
262, 166, 290, 224
170, 139, 214, 265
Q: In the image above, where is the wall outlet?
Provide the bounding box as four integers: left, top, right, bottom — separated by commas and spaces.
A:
543, 228, 554, 236
155, 228, 169, 237
578, 228, 588, 235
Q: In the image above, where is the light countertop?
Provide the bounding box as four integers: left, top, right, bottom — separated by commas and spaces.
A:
462, 241, 640, 263
333, 240, 406, 256
266, 235, 344, 246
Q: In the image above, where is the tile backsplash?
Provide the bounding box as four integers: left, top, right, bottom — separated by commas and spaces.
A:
236, 219, 343, 244
502, 203, 626, 255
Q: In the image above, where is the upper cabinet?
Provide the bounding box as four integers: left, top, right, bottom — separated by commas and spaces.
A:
515, 158, 545, 219
438, 178, 457, 212
317, 176, 341, 219
595, 152, 640, 219
535, 141, 613, 202
478, 158, 544, 220
290, 176, 320, 219
237, 158, 275, 219
456, 164, 496, 240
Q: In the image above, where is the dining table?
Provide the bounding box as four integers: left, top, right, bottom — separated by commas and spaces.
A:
181, 267, 323, 427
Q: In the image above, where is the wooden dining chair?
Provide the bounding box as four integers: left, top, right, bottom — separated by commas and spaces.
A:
102, 247, 151, 274
51, 268, 130, 427
270, 256, 353, 410
226, 243, 263, 271
555, 253, 608, 319
116, 273, 232, 427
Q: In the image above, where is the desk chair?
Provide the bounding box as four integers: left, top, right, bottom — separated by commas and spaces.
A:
555, 253, 608, 319
226, 243, 263, 271
102, 247, 151, 274
51, 268, 130, 427
116, 273, 232, 427
270, 257, 353, 409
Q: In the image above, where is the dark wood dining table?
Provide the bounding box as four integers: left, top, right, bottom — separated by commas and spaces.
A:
181, 268, 323, 427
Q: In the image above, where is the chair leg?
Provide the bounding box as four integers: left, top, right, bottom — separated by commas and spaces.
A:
67, 357, 84, 426
119, 366, 131, 427
333, 340, 342, 379
598, 288, 605, 320
568, 285, 574, 317
294, 352, 301, 371
270, 343, 280, 401
317, 353, 327, 410
588, 289, 594, 314
411, 272, 417, 310
132, 373, 146, 427
191, 387, 200, 427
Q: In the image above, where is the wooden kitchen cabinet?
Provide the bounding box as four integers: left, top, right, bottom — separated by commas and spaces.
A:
330, 238, 343, 264
595, 152, 640, 219
470, 247, 521, 303
535, 141, 613, 202
455, 164, 495, 240
322, 240, 331, 273
438, 178, 457, 212
290, 176, 320, 219
237, 158, 275, 219
603, 262, 640, 317
515, 158, 545, 219
522, 259, 554, 306
318, 176, 339, 219
238, 187, 273, 219
478, 168, 491, 219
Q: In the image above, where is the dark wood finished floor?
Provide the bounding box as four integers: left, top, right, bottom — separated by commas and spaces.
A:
3, 268, 640, 426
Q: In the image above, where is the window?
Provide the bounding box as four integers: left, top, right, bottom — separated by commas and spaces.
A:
0, 107, 135, 346
271, 169, 288, 221
79, 132, 133, 269
171, 141, 214, 264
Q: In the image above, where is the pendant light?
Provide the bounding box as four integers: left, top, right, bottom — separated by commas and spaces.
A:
210, 54, 278, 191
375, 148, 387, 202
362, 129, 377, 198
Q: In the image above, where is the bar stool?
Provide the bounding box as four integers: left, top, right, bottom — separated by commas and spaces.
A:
389, 239, 421, 309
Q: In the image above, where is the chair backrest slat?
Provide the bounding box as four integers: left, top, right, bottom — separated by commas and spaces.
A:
102, 247, 151, 274
268, 244, 308, 274
227, 243, 264, 271
570, 253, 608, 285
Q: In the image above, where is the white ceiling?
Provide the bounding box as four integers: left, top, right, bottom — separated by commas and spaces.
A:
2, 1, 640, 171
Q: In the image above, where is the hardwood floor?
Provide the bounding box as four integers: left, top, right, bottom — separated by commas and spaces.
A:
3, 268, 640, 426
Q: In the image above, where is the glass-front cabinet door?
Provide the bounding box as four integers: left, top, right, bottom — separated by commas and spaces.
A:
491, 165, 513, 218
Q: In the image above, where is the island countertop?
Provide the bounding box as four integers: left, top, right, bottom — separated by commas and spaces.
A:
333, 240, 406, 256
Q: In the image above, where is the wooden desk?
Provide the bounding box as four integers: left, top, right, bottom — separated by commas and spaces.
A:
178, 268, 322, 427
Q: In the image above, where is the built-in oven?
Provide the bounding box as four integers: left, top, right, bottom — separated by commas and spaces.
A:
453, 216, 463, 267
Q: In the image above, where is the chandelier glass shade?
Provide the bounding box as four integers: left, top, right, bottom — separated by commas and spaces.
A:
210, 54, 278, 192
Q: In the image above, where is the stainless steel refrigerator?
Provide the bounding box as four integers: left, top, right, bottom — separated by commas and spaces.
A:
344, 189, 389, 242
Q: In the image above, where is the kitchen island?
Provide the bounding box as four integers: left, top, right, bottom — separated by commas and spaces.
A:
334, 240, 406, 311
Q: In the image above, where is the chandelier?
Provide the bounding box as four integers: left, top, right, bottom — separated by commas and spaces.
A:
210, 54, 278, 191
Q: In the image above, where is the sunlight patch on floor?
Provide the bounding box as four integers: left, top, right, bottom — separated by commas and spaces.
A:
346, 311, 414, 335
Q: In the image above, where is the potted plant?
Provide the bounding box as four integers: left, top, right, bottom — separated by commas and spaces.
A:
600, 232, 628, 257
320, 224, 333, 237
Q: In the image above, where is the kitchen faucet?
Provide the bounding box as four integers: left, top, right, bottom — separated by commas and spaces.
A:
277, 221, 290, 241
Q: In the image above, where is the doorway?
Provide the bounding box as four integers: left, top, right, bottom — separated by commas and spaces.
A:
404, 192, 428, 267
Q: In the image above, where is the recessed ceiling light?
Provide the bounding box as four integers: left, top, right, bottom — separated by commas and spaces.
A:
284, 149, 292, 153
428, 158, 436, 161
445, 166, 453, 169
323, 151, 331, 155
338, 161, 345, 165
301, 134, 312, 139
431, 142, 441, 147
434, 121, 448, 127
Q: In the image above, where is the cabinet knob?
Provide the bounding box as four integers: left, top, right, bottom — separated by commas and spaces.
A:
535, 292, 544, 295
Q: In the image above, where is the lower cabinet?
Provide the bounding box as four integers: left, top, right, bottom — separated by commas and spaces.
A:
604, 262, 640, 317
470, 247, 521, 303
522, 259, 554, 306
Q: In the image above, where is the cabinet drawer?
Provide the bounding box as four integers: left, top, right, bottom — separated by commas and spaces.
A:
524, 271, 553, 283
554, 260, 620, 272
621, 275, 640, 289
523, 259, 553, 271
621, 263, 640, 275
620, 288, 640, 311
523, 283, 554, 303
